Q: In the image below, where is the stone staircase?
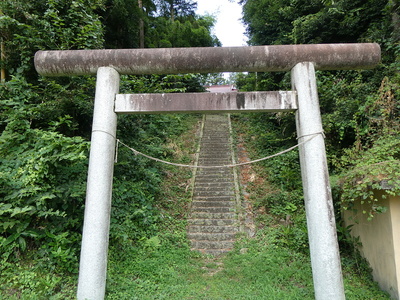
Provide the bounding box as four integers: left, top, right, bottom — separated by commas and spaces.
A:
187, 114, 241, 256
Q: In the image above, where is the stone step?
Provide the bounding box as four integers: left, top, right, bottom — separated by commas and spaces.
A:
194, 177, 234, 183
195, 174, 233, 179
196, 170, 233, 175
196, 170, 233, 174
196, 249, 232, 256
199, 151, 231, 156
200, 142, 231, 146
195, 179, 234, 184
194, 183, 234, 189
199, 148, 231, 153
194, 185, 233, 190
196, 166, 232, 170
198, 157, 231, 162
197, 160, 232, 164
203, 132, 229, 135
192, 195, 236, 205
192, 195, 235, 201
188, 218, 236, 226
193, 192, 234, 198
190, 212, 236, 219
201, 142, 229, 145
204, 124, 228, 126
202, 137, 230, 140
198, 152, 231, 156
191, 240, 235, 250
194, 186, 234, 192
194, 181, 234, 186
188, 225, 239, 233
188, 114, 241, 256
196, 163, 232, 168
191, 206, 234, 213
195, 182, 233, 187
191, 200, 235, 208
196, 170, 233, 177
195, 176, 233, 182
204, 121, 228, 125
195, 179, 233, 184
193, 190, 235, 197
188, 232, 237, 241
198, 154, 231, 159
199, 150, 231, 154
202, 132, 230, 135
199, 154, 232, 163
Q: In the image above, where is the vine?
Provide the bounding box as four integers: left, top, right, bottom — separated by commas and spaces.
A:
335, 77, 400, 220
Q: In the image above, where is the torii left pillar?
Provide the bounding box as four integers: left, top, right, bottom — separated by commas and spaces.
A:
77, 67, 120, 300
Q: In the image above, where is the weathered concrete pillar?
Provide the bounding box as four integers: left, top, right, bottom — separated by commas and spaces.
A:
77, 67, 120, 300
292, 62, 345, 299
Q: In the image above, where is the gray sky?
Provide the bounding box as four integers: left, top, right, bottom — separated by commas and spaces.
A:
196, 0, 248, 47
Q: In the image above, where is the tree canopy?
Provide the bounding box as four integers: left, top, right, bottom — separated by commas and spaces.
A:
241, 0, 390, 45
0, 1, 220, 291
238, 0, 400, 220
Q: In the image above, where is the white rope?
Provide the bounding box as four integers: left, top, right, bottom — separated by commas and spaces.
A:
116, 131, 324, 169
297, 130, 326, 140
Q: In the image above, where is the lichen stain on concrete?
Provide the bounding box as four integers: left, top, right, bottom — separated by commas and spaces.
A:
236, 93, 245, 109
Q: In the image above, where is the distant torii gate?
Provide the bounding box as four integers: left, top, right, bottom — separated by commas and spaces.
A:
35, 43, 381, 300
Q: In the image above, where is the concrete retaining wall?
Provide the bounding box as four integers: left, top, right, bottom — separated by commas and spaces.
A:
343, 192, 400, 299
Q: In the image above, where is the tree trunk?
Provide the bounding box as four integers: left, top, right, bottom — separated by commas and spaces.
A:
392, 6, 400, 42
170, 0, 174, 21
138, 0, 144, 48
1, 40, 5, 83
0, 9, 4, 83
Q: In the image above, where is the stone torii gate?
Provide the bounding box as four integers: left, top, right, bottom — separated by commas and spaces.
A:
34, 43, 380, 300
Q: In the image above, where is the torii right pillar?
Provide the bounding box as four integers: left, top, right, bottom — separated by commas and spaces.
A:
292, 62, 345, 299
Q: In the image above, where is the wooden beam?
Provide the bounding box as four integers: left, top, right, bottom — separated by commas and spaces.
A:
114, 91, 297, 114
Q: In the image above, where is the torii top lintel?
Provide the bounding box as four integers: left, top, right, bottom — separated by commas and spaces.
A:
34, 43, 381, 77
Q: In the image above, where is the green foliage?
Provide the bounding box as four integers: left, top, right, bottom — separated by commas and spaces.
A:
106, 221, 389, 299
290, 0, 387, 44
0, 0, 219, 296
329, 74, 400, 219
230, 114, 389, 298
238, 0, 400, 220
0, 0, 104, 280
235, 7, 399, 299
232, 113, 300, 195
155, 0, 197, 20
242, 0, 300, 46
111, 180, 160, 243
234, 70, 292, 93
0, 0, 105, 79
0, 94, 89, 267
101, 0, 148, 49
232, 113, 309, 254
0, 75, 197, 295
334, 136, 400, 220
147, 15, 220, 48
102, 0, 219, 49
199, 72, 228, 86
241, 0, 388, 46
120, 73, 206, 94
0, 257, 76, 299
